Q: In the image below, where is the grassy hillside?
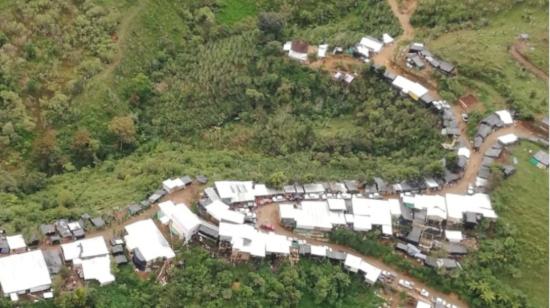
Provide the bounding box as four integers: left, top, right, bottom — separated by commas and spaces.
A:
423, 4, 548, 118
492, 141, 549, 308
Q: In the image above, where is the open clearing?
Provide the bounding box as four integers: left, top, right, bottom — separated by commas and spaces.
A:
492, 141, 549, 308
427, 5, 548, 115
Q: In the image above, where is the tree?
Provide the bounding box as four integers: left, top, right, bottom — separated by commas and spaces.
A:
257, 12, 285, 40
72, 128, 99, 167
268, 171, 287, 188
108, 116, 137, 150
124, 73, 153, 105
32, 129, 63, 174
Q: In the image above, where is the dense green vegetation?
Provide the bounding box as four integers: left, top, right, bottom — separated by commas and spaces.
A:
15, 245, 380, 308
331, 223, 530, 308
0, 0, 448, 233
492, 141, 549, 308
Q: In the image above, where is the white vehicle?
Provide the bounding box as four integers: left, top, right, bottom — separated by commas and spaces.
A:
467, 184, 475, 195
420, 289, 430, 298
398, 279, 413, 289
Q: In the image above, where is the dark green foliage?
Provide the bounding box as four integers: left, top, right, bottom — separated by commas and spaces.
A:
330, 225, 531, 308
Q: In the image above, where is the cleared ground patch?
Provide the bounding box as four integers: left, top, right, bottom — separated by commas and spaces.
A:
492, 141, 549, 308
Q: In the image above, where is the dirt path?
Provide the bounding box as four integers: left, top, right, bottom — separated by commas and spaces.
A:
95, 1, 145, 81
371, 0, 417, 67
256, 204, 466, 307
510, 41, 549, 81
441, 122, 535, 194
40, 183, 203, 253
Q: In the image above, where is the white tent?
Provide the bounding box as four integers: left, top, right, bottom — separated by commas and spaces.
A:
416, 301, 431, 308
124, 219, 175, 263
495, 110, 513, 125
6, 235, 26, 252
392, 76, 428, 99
310, 245, 327, 257
0, 250, 51, 296
498, 134, 518, 145
61, 236, 109, 262
81, 255, 115, 286
445, 193, 497, 224
358, 36, 383, 53
382, 33, 394, 44
359, 261, 382, 285
344, 254, 362, 273
445, 230, 463, 243
327, 198, 346, 211
353, 215, 372, 232
458, 147, 471, 158
205, 200, 245, 224
162, 178, 185, 193
158, 201, 200, 242
317, 44, 328, 58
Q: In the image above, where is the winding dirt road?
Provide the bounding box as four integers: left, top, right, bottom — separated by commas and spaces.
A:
510, 41, 549, 81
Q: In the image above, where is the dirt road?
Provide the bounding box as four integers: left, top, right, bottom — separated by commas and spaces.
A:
256, 204, 466, 307
510, 41, 549, 81
371, 0, 417, 67
441, 123, 535, 194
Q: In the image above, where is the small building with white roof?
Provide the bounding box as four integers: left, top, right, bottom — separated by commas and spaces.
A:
392, 76, 429, 100
495, 110, 513, 125
124, 219, 175, 270
498, 133, 518, 145
359, 261, 382, 285
0, 250, 52, 297
6, 235, 26, 253
317, 44, 328, 58
205, 200, 245, 224
158, 201, 200, 243
344, 254, 362, 273
357, 36, 384, 56
162, 178, 185, 193
61, 236, 115, 285
445, 193, 497, 224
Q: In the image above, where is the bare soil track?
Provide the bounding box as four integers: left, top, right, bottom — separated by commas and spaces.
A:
510, 41, 549, 81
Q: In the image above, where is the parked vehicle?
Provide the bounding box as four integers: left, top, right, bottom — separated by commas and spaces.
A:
260, 224, 275, 231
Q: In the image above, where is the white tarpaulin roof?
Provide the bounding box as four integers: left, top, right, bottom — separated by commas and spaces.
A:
359, 261, 382, 284
458, 147, 471, 158
62, 236, 109, 261
0, 250, 51, 295
317, 44, 328, 58
205, 200, 245, 224
158, 201, 200, 241
214, 181, 270, 203
264, 233, 290, 255
417, 301, 431, 308
6, 235, 26, 251
445, 193, 497, 223
382, 33, 394, 44
81, 255, 115, 285
295, 201, 333, 231
162, 178, 185, 192
353, 215, 372, 231
495, 110, 513, 125
124, 219, 175, 262
327, 198, 346, 211
351, 198, 393, 233
498, 133, 518, 145
392, 76, 429, 99
344, 254, 362, 272
310, 245, 327, 257
359, 36, 383, 53
445, 230, 463, 242
412, 195, 447, 221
